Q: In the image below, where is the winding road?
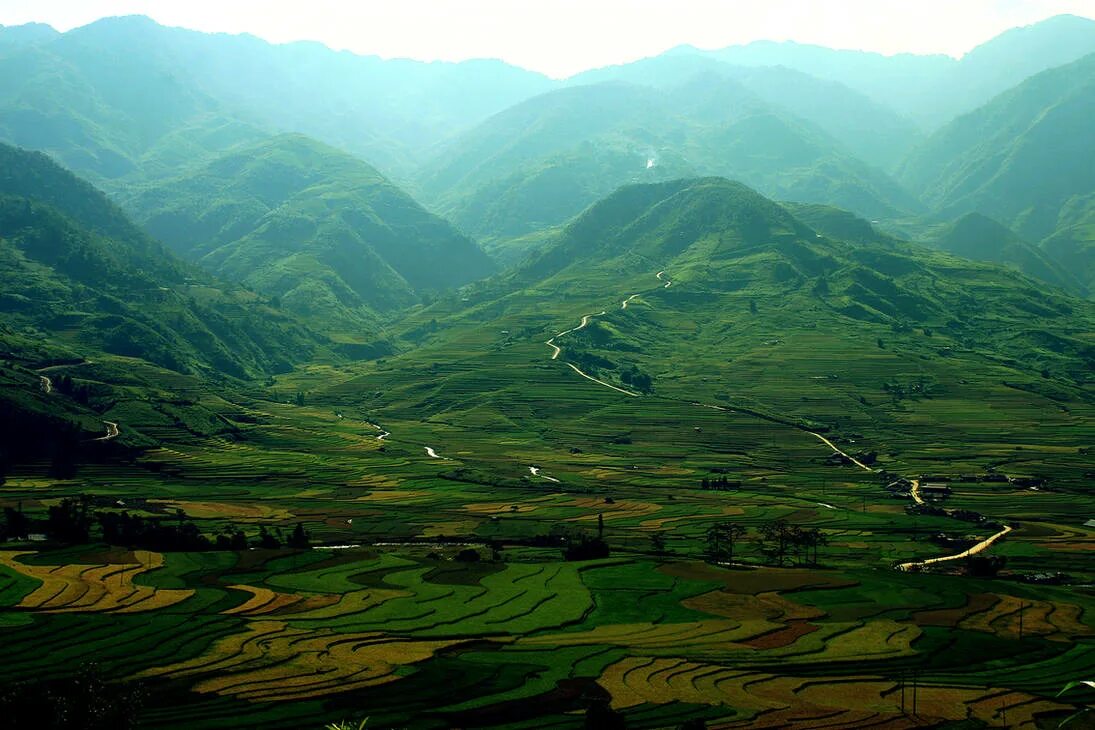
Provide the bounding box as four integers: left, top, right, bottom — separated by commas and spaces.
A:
535, 268, 1015, 571
545, 311, 605, 360
424, 447, 443, 459
910, 479, 924, 506
898, 525, 1013, 571
93, 421, 119, 442
39, 375, 52, 394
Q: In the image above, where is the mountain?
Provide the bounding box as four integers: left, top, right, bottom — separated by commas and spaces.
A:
414, 80, 919, 242
0, 15, 554, 186
932, 213, 1083, 294
674, 14, 1095, 129
335, 178, 1094, 470
122, 134, 495, 336
570, 55, 922, 170
1040, 193, 1095, 295
0, 141, 323, 379
899, 52, 1095, 242
0, 22, 58, 50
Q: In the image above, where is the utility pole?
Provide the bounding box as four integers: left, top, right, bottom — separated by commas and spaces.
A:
912, 669, 918, 716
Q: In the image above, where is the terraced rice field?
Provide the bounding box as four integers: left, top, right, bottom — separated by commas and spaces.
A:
1, 534, 1091, 728
3, 280, 1094, 727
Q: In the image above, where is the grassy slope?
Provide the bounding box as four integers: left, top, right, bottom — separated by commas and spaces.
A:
899, 52, 1095, 241
121, 134, 495, 339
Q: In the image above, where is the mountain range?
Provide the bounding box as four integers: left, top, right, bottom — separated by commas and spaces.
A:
1, 11, 1094, 464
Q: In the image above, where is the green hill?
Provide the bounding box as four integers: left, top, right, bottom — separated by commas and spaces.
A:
932, 212, 1083, 294
1040, 193, 1095, 295
0, 141, 323, 378
415, 80, 919, 243
346, 178, 1094, 468
122, 134, 495, 336
899, 52, 1095, 241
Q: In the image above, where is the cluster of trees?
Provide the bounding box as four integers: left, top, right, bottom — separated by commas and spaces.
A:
619, 365, 653, 392
0, 663, 144, 730
1, 495, 311, 552
51, 374, 92, 404
700, 475, 741, 490
706, 520, 829, 568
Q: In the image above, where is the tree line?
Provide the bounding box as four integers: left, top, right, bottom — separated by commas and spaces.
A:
1, 495, 310, 551
706, 520, 829, 568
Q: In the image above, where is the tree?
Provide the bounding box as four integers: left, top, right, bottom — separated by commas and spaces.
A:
706, 522, 747, 565
0, 663, 145, 730
455, 548, 481, 563
649, 531, 668, 554
47, 496, 92, 543
286, 522, 310, 549
797, 527, 828, 566
585, 699, 626, 730
565, 535, 610, 561
256, 525, 281, 549
597, 512, 605, 539
3, 504, 29, 541
749, 300, 758, 314
294, 391, 305, 406
759, 520, 794, 567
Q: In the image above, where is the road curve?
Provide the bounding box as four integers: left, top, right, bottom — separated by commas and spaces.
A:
366, 422, 390, 441
529, 466, 561, 483
910, 479, 924, 505
545, 311, 605, 361
39, 375, 52, 394
656, 271, 672, 288
93, 421, 120, 442
898, 525, 1013, 571
622, 294, 639, 310
425, 446, 443, 459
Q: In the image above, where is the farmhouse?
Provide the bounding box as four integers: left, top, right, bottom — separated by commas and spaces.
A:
920, 482, 952, 498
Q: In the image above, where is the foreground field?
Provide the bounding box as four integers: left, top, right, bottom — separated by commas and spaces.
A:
1, 543, 1091, 728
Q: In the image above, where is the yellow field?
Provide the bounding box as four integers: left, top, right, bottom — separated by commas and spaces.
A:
0, 550, 193, 613
140, 620, 462, 702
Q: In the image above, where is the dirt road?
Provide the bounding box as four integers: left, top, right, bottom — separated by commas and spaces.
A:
545, 311, 605, 360
93, 421, 120, 442
898, 525, 1013, 571
809, 432, 875, 472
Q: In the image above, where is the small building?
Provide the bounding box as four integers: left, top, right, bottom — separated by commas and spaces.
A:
920, 483, 952, 498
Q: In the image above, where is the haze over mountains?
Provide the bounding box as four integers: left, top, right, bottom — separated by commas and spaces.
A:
1, 10, 1094, 449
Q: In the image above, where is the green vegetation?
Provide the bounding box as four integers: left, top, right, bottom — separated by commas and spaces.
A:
122, 134, 494, 335
1, 11, 1094, 729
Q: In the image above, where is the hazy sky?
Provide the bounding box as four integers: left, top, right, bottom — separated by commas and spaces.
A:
2, 0, 1094, 77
